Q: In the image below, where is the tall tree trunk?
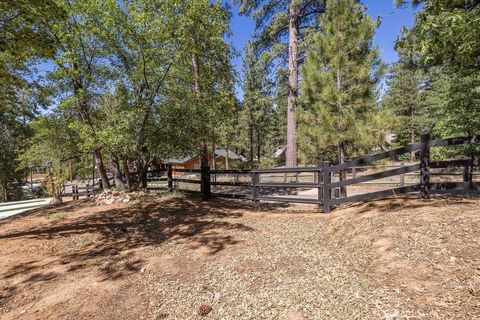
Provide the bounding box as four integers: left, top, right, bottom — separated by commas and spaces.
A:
123, 156, 131, 191
136, 157, 151, 190
109, 153, 126, 190
192, 53, 202, 101
410, 109, 416, 161
286, 1, 299, 168
338, 142, 347, 198
1, 181, 8, 202
212, 126, 216, 170
225, 142, 230, 170
257, 129, 261, 162
69, 159, 73, 182
95, 149, 110, 190
200, 140, 208, 168
192, 51, 209, 169
249, 111, 254, 164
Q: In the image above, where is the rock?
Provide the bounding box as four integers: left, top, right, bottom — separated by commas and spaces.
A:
49, 197, 63, 205
213, 292, 222, 303
197, 304, 212, 316
92, 190, 149, 206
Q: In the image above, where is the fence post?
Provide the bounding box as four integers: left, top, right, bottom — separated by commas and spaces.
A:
201, 165, 211, 200
167, 164, 173, 192
206, 166, 211, 199
420, 133, 431, 199
73, 185, 78, 200
463, 162, 473, 189
322, 161, 331, 213
251, 166, 259, 203
399, 162, 405, 187
317, 162, 322, 207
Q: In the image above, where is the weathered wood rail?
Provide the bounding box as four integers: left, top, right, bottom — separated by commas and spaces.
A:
64, 133, 479, 212
322, 133, 479, 212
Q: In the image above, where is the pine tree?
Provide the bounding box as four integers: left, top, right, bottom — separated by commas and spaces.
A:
395, 0, 480, 73
382, 28, 436, 160
238, 42, 274, 164
235, 0, 326, 167
299, 0, 386, 196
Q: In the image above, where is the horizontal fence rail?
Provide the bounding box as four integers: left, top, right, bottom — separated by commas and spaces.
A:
322, 133, 480, 212
63, 133, 479, 212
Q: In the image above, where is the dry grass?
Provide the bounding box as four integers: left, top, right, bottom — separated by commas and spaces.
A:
0, 195, 479, 319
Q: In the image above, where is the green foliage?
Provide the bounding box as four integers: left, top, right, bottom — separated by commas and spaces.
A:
0, 0, 64, 200
46, 211, 67, 219
382, 28, 437, 154
237, 42, 275, 162
235, 0, 324, 63
396, 0, 480, 72
390, 1, 480, 160
298, 0, 389, 164
14, 0, 237, 191
44, 169, 67, 198
426, 70, 480, 159
20, 113, 79, 167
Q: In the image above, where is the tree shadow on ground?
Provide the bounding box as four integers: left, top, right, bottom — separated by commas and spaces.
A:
335, 195, 477, 215
0, 196, 290, 282
212, 185, 313, 197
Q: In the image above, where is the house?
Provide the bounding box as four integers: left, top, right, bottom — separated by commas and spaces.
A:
162, 149, 243, 171
212, 149, 242, 167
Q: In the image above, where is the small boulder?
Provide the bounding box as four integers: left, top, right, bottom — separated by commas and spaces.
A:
197, 304, 212, 316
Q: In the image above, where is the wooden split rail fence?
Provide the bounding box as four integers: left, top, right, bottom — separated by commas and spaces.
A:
65, 133, 479, 213
174, 133, 479, 213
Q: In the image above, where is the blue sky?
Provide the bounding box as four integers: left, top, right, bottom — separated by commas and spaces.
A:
36, 1, 420, 100
226, 0, 421, 98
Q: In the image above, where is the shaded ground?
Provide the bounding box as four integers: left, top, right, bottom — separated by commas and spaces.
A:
0, 194, 479, 319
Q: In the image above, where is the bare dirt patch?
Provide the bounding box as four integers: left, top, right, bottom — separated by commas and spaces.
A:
0, 195, 479, 319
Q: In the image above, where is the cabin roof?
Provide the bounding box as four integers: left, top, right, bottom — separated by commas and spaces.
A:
162, 149, 241, 164
214, 149, 242, 160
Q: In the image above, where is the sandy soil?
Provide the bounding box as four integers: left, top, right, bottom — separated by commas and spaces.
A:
0, 194, 479, 319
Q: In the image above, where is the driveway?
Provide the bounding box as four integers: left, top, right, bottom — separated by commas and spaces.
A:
0, 198, 50, 219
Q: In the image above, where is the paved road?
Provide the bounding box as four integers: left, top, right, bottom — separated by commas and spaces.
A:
0, 198, 50, 220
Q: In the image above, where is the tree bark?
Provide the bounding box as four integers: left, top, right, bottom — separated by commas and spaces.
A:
286, 1, 299, 168
1, 181, 8, 202
69, 159, 73, 182
410, 108, 416, 161
257, 129, 261, 162
94, 149, 110, 190
338, 142, 347, 198
191, 51, 209, 169
225, 142, 230, 170
136, 158, 150, 190
249, 110, 254, 164
109, 153, 126, 190
191, 53, 202, 100
123, 156, 131, 191
212, 126, 216, 170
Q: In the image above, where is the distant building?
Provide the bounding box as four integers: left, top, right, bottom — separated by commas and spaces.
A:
162, 149, 243, 170
274, 145, 287, 164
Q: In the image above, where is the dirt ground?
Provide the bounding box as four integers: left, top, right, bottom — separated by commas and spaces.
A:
0, 194, 479, 320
